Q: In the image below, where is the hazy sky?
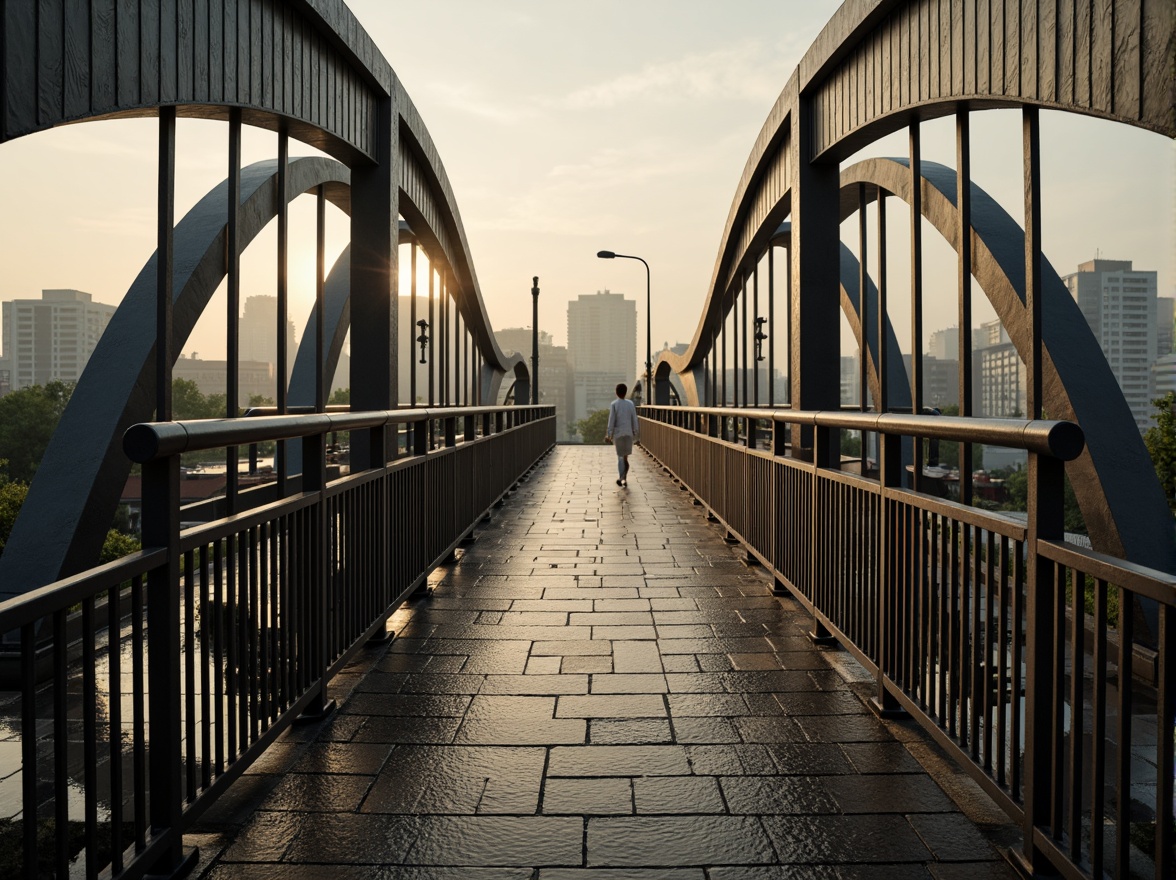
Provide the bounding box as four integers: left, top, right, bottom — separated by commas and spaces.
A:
1, 0, 1172, 371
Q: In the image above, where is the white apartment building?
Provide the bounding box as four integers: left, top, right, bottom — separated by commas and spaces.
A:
1064, 259, 1158, 431
0, 289, 116, 391
567, 290, 636, 424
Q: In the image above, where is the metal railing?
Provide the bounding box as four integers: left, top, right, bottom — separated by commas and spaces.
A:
0, 404, 554, 880
640, 405, 1174, 880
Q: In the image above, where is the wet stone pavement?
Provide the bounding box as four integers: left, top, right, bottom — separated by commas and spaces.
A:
192, 445, 1021, 879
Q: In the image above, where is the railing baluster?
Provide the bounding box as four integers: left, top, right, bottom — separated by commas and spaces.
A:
82, 597, 98, 880
185, 548, 197, 801
1115, 585, 1134, 879
107, 586, 125, 875
1091, 577, 1108, 877
1067, 562, 1085, 863
20, 625, 36, 880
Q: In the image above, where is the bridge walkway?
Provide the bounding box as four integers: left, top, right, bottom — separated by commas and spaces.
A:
191, 445, 1019, 878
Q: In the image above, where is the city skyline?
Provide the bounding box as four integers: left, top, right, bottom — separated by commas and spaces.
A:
0, 1, 1172, 366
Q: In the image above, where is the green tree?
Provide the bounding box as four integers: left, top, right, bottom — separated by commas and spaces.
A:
173, 378, 217, 419
0, 478, 29, 556
1144, 392, 1176, 513
0, 381, 74, 483
575, 409, 610, 445
99, 529, 141, 563
329, 387, 350, 405
1001, 467, 1085, 534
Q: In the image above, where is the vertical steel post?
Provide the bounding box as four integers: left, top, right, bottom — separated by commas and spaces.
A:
428, 266, 436, 406
768, 247, 775, 405
350, 95, 399, 467
741, 274, 748, 408
531, 276, 540, 405
753, 263, 760, 407
1024, 107, 1043, 419
410, 244, 418, 406
909, 121, 923, 493
226, 110, 241, 513
957, 111, 974, 504
145, 106, 189, 874
876, 192, 888, 414
858, 184, 868, 414
790, 91, 840, 459
316, 187, 325, 413
276, 129, 289, 495
1020, 450, 1064, 873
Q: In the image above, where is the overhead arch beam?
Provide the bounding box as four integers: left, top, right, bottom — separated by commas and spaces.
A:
837, 157, 1172, 575
680, 0, 1173, 373
0, 158, 350, 596
0, 0, 517, 376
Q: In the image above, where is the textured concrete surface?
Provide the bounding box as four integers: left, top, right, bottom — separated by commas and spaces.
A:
191, 445, 1020, 878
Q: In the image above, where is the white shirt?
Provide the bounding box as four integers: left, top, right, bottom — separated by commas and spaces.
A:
607, 397, 639, 438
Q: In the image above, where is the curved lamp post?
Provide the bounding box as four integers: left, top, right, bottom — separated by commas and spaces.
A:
596, 250, 651, 403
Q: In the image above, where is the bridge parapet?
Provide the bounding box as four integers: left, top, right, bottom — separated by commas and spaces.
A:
0, 403, 554, 878
640, 403, 1174, 879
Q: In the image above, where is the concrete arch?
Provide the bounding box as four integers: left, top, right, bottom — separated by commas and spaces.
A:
0, 157, 352, 595
0, 0, 518, 381
837, 156, 1173, 573
683, 1, 1173, 370
657, 226, 912, 414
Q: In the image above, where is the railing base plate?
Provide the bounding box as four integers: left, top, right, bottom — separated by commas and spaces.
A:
367, 627, 394, 644
145, 845, 199, 880
295, 698, 338, 725
743, 551, 761, 566
868, 696, 909, 719
807, 630, 838, 646
460, 532, 478, 546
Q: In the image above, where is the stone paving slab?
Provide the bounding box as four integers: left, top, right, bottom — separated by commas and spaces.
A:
192, 446, 1020, 878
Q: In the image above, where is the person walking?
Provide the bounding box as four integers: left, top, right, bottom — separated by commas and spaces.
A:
605, 383, 639, 487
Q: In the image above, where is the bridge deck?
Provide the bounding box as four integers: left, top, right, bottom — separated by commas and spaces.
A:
194, 445, 1018, 878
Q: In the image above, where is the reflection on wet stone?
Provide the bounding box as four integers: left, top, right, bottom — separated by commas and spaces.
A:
195, 448, 1015, 877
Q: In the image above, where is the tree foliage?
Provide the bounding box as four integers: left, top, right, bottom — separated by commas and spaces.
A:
1144, 392, 1176, 513
576, 409, 610, 445
0, 381, 74, 483
329, 387, 351, 405
0, 476, 29, 556
172, 378, 225, 420
1001, 467, 1085, 534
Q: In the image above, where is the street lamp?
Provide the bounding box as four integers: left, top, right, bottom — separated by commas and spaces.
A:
596, 250, 651, 404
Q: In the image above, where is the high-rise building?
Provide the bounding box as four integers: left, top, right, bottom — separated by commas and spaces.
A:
496, 327, 574, 440
567, 290, 637, 427
239, 294, 298, 381
900, 352, 961, 409
928, 326, 960, 362
0, 289, 116, 391
1157, 298, 1175, 357
1064, 259, 1158, 431
840, 355, 860, 406
972, 318, 1026, 418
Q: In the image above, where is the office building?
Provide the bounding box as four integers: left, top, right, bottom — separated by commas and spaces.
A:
928, 326, 960, 362
972, 318, 1026, 418
567, 290, 636, 426
239, 294, 298, 380
1158, 298, 1175, 357
496, 327, 573, 440
173, 354, 277, 404
1064, 258, 1158, 431
0, 289, 116, 391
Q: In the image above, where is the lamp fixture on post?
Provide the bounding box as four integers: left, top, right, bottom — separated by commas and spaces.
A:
596, 250, 651, 404
754, 316, 768, 362
416, 319, 430, 364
